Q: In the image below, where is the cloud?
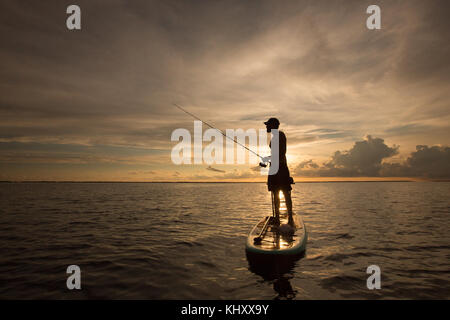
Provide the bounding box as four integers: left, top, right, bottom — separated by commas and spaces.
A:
381, 145, 450, 178
296, 135, 399, 176
128, 170, 155, 176
295, 135, 398, 176
295, 136, 450, 179
189, 167, 260, 181
173, 171, 180, 177
297, 159, 319, 169
206, 165, 225, 173
221, 169, 257, 180
326, 136, 399, 176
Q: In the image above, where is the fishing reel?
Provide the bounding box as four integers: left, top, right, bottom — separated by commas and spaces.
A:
259, 156, 271, 167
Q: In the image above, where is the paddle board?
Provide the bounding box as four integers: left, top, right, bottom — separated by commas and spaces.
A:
245, 201, 307, 256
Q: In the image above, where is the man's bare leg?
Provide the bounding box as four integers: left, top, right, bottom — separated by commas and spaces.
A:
284, 190, 294, 225
273, 190, 281, 225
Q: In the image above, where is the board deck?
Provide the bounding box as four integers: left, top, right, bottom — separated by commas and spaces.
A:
245, 194, 307, 256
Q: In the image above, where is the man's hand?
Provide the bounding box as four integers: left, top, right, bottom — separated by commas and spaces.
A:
259, 156, 270, 167
261, 156, 271, 163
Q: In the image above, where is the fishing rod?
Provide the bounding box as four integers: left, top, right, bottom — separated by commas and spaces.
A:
173, 103, 264, 160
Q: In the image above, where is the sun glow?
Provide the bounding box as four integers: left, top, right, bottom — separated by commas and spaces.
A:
278, 190, 287, 212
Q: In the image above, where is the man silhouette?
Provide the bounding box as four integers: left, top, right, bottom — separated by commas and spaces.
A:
260, 118, 294, 225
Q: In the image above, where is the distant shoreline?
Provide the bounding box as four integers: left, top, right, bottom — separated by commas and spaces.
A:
1, 179, 449, 183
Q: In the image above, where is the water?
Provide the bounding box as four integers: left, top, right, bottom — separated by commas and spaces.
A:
0, 182, 449, 299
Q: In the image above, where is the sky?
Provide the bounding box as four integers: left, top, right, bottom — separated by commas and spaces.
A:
0, 0, 449, 181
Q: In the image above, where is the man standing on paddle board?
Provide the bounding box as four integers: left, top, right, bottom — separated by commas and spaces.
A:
260, 118, 294, 226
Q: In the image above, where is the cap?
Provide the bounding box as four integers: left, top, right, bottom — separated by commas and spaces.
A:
264, 117, 280, 126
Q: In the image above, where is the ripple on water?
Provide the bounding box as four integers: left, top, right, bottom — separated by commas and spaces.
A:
0, 182, 449, 299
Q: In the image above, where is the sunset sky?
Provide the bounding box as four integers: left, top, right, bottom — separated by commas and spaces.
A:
1, 0, 449, 181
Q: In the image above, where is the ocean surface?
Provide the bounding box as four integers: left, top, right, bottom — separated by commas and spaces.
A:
0, 182, 449, 299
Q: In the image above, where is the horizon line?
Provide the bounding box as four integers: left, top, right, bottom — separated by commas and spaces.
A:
1, 178, 449, 183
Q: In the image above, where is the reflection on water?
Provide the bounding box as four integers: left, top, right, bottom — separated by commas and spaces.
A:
247, 252, 305, 299
0, 182, 449, 299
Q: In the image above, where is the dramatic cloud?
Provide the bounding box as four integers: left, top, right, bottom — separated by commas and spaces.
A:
295, 137, 450, 179
381, 145, 450, 178
326, 136, 399, 176
295, 136, 398, 176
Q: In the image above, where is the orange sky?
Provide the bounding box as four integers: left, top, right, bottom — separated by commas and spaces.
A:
0, 1, 449, 181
